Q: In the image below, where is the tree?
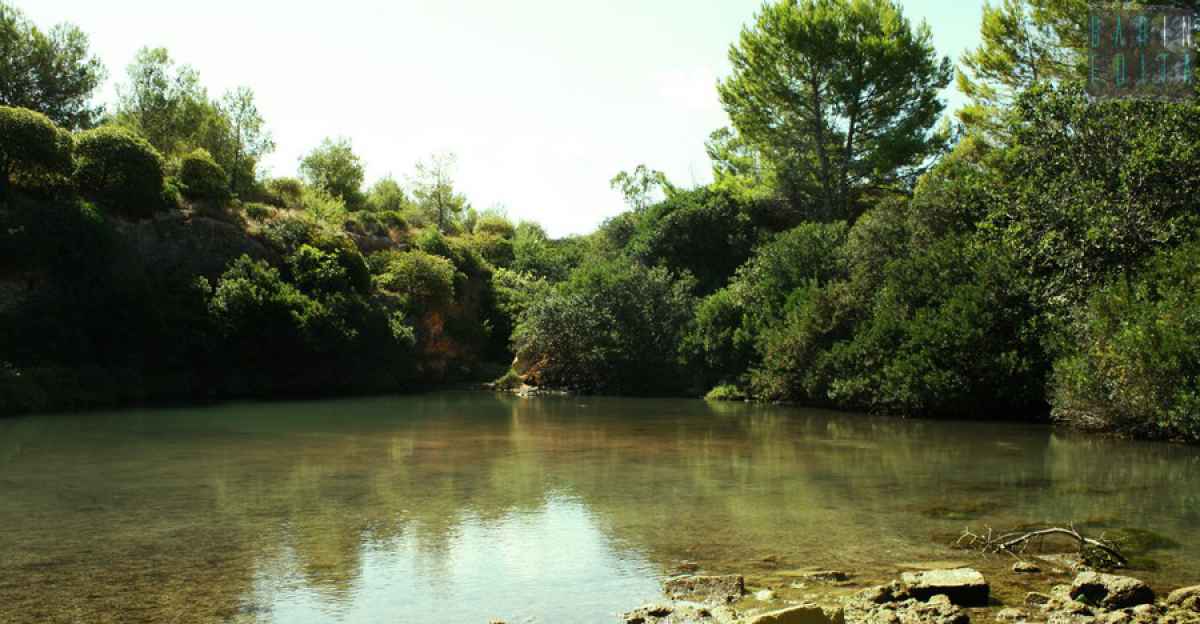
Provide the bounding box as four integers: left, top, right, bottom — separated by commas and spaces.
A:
114, 47, 209, 156
409, 152, 468, 232
299, 137, 365, 209
0, 105, 73, 195
718, 0, 952, 221
0, 1, 105, 129
956, 0, 1075, 136
609, 164, 672, 211
217, 86, 273, 195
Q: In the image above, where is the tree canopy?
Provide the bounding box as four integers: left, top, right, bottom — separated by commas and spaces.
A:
0, 1, 105, 129
718, 0, 952, 221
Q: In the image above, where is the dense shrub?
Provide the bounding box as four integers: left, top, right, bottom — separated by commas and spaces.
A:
514, 258, 696, 393
1052, 238, 1200, 442
0, 106, 73, 194
178, 148, 230, 202
373, 250, 457, 310
990, 85, 1200, 315
626, 187, 764, 294
264, 177, 304, 209
73, 125, 165, 217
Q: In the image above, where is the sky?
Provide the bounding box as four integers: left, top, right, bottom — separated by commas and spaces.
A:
25, 0, 985, 237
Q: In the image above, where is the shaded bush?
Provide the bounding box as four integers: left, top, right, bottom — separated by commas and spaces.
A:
73, 125, 165, 217
0, 105, 73, 195
178, 148, 230, 202
514, 258, 696, 394
1052, 238, 1200, 442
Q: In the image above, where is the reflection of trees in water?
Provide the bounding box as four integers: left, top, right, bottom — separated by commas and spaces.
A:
2, 395, 1199, 623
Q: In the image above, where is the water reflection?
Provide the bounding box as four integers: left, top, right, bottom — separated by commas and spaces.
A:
0, 393, 1197, 623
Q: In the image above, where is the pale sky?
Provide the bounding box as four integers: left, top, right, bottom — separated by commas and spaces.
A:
25, 1, 984, 236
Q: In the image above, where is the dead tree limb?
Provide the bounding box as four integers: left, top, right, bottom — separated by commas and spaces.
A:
956, 525, 1128, 568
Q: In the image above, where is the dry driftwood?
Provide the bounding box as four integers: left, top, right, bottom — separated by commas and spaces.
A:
956, 524, 1128, 568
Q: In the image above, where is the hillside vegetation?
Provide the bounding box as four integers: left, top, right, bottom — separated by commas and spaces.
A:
3, 0, 1200, 442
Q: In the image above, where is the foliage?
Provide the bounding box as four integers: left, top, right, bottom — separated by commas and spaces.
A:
365, 175, 408, 212
73, 125, 166, 217
718, 0, 952, 220
263, 177, 304, 209
989, 84, 1200, 317
0, 2, 105, 129
216, 86, 273, 196
178, 148, 230, 202
1052, 238, 1200, 442
514, 258, 696, 394
114, 47, 209, 156
0, 105, 73, 194
373, 249, 457, 310
610, 164, 671, 211
625, 186, 763, 295
299, 137, 365, 209
409, 152, 468, 232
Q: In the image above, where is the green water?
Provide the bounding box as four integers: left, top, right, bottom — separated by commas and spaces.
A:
1, 393, 1198, 623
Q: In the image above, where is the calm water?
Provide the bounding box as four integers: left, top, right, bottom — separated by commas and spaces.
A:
1, 393, 1198, 623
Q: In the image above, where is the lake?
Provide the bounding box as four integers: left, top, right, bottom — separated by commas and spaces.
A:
1, 392, 1198, 623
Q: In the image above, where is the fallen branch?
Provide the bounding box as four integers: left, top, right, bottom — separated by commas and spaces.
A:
956, 524, 1128, 568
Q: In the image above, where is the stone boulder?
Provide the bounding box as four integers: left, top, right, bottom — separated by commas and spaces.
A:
844, 594, 968, 624
746, 605, 845, 624
1167, 585, 1200, 612
900, 568, 989, 606
663, 575, 746, 604
1069, 572, 1155, 609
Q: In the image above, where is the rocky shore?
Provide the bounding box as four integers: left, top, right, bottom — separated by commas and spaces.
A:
618, 566, 1200, 624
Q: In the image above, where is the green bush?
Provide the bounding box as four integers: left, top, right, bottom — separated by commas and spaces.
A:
513, 258, 696, 393
264, 177, 304, 209
626, 187, 763, 294
373, 250, 458, 310
73, 125, 166, 218
178, 148, 230, 202
0, 105, 73, 195
1052, 238, 1200, 442
243, 201, 274, 221
705, 384, 747, 402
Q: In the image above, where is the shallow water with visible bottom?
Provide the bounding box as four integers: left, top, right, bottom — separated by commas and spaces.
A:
1, 393, 1198, 623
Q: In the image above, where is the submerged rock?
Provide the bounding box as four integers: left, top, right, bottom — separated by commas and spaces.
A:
1069, 572, 1155, 609
1013, 561, 1042, 574
746, 604, 844, 624
778, 570, 851, 584
900, 568, 989, 607
664, 575, 746, 604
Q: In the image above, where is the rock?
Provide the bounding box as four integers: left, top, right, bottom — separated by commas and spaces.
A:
856, 582, 910, 604
1167, 585, 1200, 609
844, 597, 968, 624
1013, 561, 1042, 574
663, 575, 746, 604
755, 589, 777, 602
900, 568, 990, 607
1026, 592, 1053, 607
675, 561, 702, 574
1070, 572, 1155, 609
746, 605, 845, 624
996, 607, 1026, 621
622, 602, 726, 624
